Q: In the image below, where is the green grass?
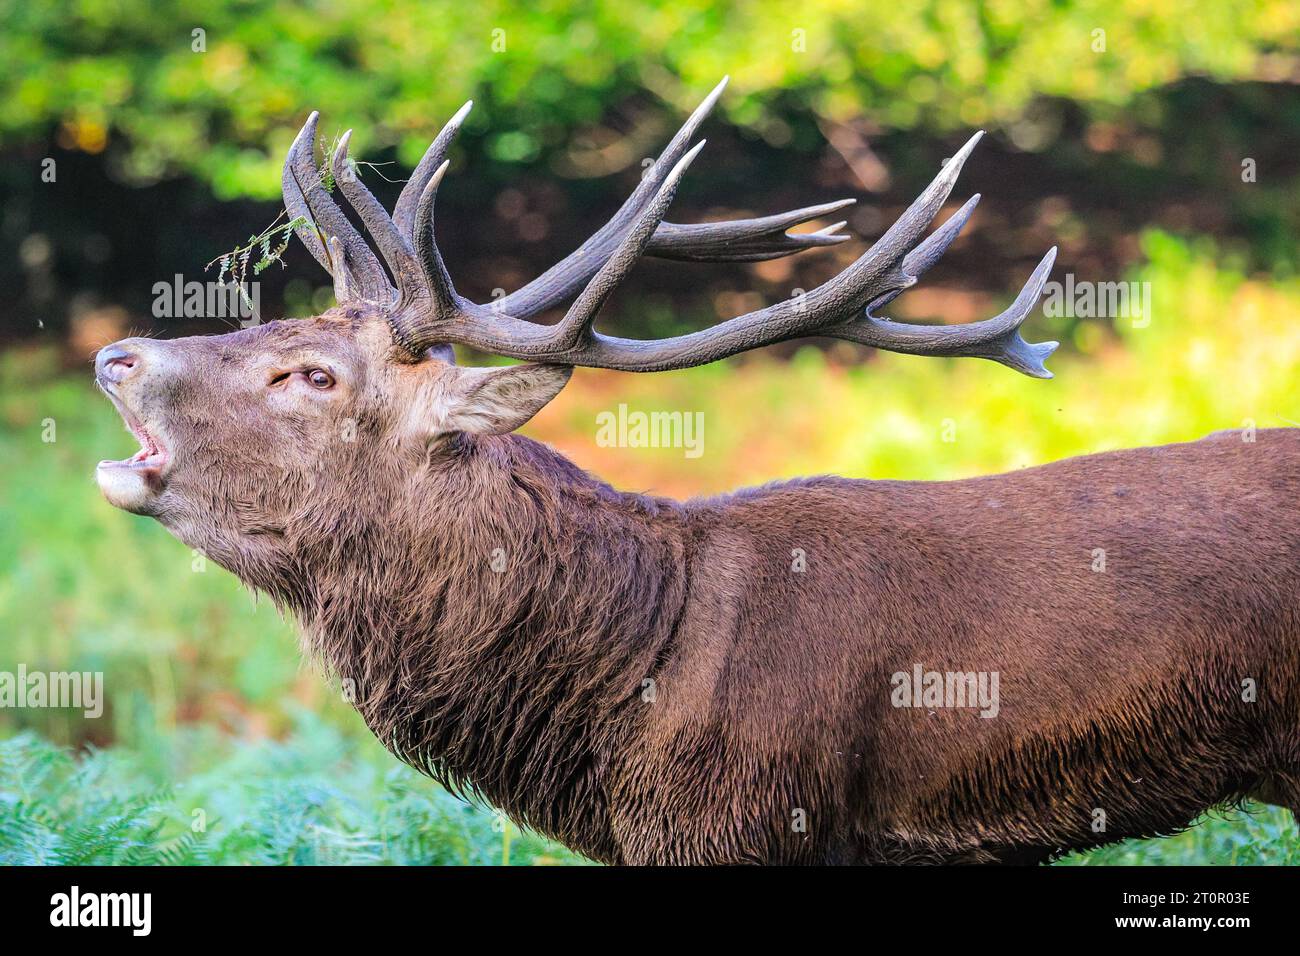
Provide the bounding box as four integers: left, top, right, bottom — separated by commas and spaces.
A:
0, 718, 583, 866
1057, 807, 1300, 866
1, 725, 1293, 865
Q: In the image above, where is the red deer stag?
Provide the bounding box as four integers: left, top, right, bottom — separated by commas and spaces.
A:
94, 79, 1300, 864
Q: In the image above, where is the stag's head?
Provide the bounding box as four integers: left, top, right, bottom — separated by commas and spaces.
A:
95, 77, 1057, 573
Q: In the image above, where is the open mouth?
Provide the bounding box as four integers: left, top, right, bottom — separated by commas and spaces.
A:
98, 389, 170, 477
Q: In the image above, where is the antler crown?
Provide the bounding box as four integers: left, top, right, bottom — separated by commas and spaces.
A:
282, 77, 1057, 378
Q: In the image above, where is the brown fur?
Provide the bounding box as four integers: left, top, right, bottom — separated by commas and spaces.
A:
94, 312, 1300, 864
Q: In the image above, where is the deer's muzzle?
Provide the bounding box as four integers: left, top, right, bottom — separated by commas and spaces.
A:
95, 340, 172, 514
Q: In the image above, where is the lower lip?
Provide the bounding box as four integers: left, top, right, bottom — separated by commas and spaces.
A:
96, 455, 166, 514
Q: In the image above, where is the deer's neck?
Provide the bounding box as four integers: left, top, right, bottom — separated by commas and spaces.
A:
296, 434, 689, 858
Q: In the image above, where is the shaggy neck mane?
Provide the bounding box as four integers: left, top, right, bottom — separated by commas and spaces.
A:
287, 434, 689, 854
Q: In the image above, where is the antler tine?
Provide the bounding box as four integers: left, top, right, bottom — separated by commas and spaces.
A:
903, 192, 981, 279
408, 160, 460, 316
842, 246, 1060, 378
551, 141, 708, 351
331, 131, 423, 306
646, 198, 856, 262
866, 193, 981, 314
392, 101, 474, 243
490, 77, 730, 320
827, 193, 1060, 378
281, 120, 331, 275
283, 112, 394, 304
788, 131, 985, 327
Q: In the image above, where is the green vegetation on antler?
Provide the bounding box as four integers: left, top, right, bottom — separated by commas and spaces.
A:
205, 211, 309, 309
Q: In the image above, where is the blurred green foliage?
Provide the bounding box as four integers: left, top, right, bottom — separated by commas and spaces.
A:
3, 0, 1298, 198
2, 231, 1299, 863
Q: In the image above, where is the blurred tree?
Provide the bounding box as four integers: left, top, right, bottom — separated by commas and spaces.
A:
2, 0, 1298, 198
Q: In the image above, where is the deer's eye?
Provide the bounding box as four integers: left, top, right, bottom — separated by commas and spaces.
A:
307, 369, 334, 389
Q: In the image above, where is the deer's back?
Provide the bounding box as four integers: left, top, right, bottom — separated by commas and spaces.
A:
609, 429, 1300, 863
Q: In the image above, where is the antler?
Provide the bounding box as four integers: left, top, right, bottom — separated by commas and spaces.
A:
283, 80, 1058, 379
283, 78, 851, 316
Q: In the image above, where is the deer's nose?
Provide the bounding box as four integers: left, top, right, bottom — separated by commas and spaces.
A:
96, 344, 141, 384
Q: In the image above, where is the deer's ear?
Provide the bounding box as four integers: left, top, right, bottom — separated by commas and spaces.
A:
429, 363, 572, 438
